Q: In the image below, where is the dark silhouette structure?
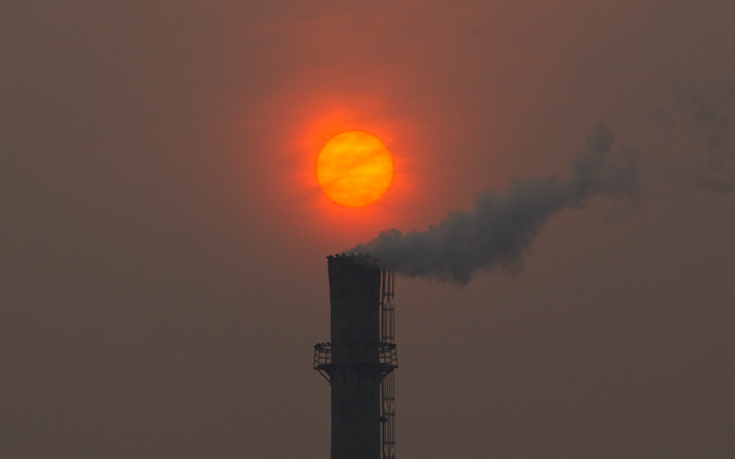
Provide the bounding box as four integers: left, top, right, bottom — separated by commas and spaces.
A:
314, 254, 397, 459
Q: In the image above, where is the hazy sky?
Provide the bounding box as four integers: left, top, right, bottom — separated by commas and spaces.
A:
3, 1, 734, 457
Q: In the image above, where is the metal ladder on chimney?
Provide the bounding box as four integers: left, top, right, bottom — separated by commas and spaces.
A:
380, 269, 396, 459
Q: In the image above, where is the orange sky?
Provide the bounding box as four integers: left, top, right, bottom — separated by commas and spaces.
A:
227, 1, 669, 246
3, 1, 735, 457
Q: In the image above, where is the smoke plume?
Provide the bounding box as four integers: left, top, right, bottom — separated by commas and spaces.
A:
350, 125, 639, 284
649, 76, 735, 193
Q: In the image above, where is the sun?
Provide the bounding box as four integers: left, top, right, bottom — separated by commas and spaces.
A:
316, 131, 394, 208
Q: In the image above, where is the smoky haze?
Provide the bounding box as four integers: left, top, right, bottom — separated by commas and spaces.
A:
659, 77, 735, 194
351, 126, 639, 284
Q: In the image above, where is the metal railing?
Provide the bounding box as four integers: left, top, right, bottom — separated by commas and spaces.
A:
313, 342, 397, 382
380, 269, 397, 459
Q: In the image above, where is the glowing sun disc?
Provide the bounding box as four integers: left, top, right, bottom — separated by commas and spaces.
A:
316, 131, 393, 207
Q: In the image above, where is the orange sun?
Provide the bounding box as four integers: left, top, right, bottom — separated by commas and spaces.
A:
316, 131, 394, 208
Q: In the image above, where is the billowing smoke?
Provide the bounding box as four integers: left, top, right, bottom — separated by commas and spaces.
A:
350, 125, 639, 284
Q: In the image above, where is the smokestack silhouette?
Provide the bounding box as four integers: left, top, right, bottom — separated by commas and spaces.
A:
351, 125, 639, 284
313, 254, 397, 459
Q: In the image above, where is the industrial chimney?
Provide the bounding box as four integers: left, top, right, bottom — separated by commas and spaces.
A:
314, 253, 397, 459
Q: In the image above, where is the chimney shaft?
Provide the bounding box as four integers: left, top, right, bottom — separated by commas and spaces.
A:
314, 254, 396, 459
327, 255, 381, 459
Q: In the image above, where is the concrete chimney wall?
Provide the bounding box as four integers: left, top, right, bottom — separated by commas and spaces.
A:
327, 255, 382, 459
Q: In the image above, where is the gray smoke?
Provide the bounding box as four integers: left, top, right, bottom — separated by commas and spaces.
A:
350, 125, 639, 284
649, 76, 735, 193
